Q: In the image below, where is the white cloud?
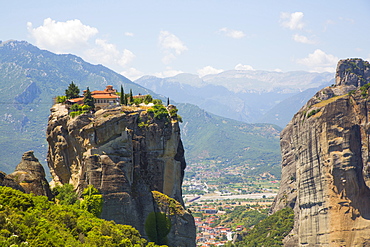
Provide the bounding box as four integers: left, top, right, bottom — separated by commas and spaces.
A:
218, 28, 246, 39
297, 49, 338, 73
273, 68, 283, 72
121, 68, 144, 81
27, 18, 98, 53
27, 18, 136, 75
85, 39, 135, 68
280, 12, 305, 30
235, 64, 255, 71
292, 34, 316, 44
124, 32, 134, 37
197, 66, 224, 77
158, 31, 187, 64
339, 17, 355, 24
153, 67, 183, 78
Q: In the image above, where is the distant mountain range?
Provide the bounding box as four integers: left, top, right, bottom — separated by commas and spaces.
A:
135, 70, 334, 127
0, 40, 281, 178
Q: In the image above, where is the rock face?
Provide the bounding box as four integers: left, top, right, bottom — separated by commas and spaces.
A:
271, 59, 370, 246
0, 151, 52, 198
46, 104, 196, 246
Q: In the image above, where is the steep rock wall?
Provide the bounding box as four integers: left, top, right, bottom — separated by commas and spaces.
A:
271, 59, 370, 246
47, 104, 195, 246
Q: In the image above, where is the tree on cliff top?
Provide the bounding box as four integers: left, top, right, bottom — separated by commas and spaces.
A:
65, 81, 80, 99
83, 87, 95, 109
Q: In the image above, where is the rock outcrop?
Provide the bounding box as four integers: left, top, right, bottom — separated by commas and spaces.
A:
0, 151, 52, 198
271, 59, 370, 246
46, 104, 196, 246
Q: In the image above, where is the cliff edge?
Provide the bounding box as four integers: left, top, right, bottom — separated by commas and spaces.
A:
271, 58, 370, 246
46, 104, 195, 246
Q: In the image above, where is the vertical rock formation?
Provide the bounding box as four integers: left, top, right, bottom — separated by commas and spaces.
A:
1, 151, 52, 198
271, 59, 370, 246
47, 104, 195, 246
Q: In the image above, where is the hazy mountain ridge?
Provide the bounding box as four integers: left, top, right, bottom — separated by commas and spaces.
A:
202, 70, 333, 93
135, 71, 334, 125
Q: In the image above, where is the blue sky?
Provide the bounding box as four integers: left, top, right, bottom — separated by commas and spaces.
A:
1, 0, 370, 80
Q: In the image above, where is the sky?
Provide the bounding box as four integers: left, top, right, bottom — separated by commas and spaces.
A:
1, 0, 370, 80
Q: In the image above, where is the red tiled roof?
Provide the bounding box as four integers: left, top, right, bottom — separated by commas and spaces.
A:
91, 90, 116, 95
66, 97, 84, 103
92, 94, 119, 99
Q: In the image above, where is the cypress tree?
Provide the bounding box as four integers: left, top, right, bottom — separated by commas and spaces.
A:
129, 89, 133, 104
120, 85, 125, 105
167, 97, 170, 106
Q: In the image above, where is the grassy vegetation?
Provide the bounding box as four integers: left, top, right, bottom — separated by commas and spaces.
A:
312, 94, 347, 108
152, 191, 185, 215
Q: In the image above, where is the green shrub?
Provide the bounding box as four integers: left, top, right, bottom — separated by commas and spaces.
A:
56, 95, 67, 103
360, 83, 370, 97
52, 184, 78, 206
147, 104, 169, 121
306, 109, 321, 118
80, 185, 103, 218
145, 212, 171, 245
144, 95, 153, 104
69, 104, 91, 117
152, 99, 162, 105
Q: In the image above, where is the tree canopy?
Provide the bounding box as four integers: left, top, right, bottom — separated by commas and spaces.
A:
65, 81, 80, 99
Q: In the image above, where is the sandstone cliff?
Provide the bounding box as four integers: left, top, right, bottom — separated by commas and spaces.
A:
271, 58, 370, 246
0, 151, 52, 198
47, 104, 195, 246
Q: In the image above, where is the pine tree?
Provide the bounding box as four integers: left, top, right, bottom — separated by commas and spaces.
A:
65, 81, 80, 99
83, 87, 95, 109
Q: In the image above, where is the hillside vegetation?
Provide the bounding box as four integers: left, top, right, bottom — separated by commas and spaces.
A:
231, 207, 294, 247
0, 186, 162, 247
